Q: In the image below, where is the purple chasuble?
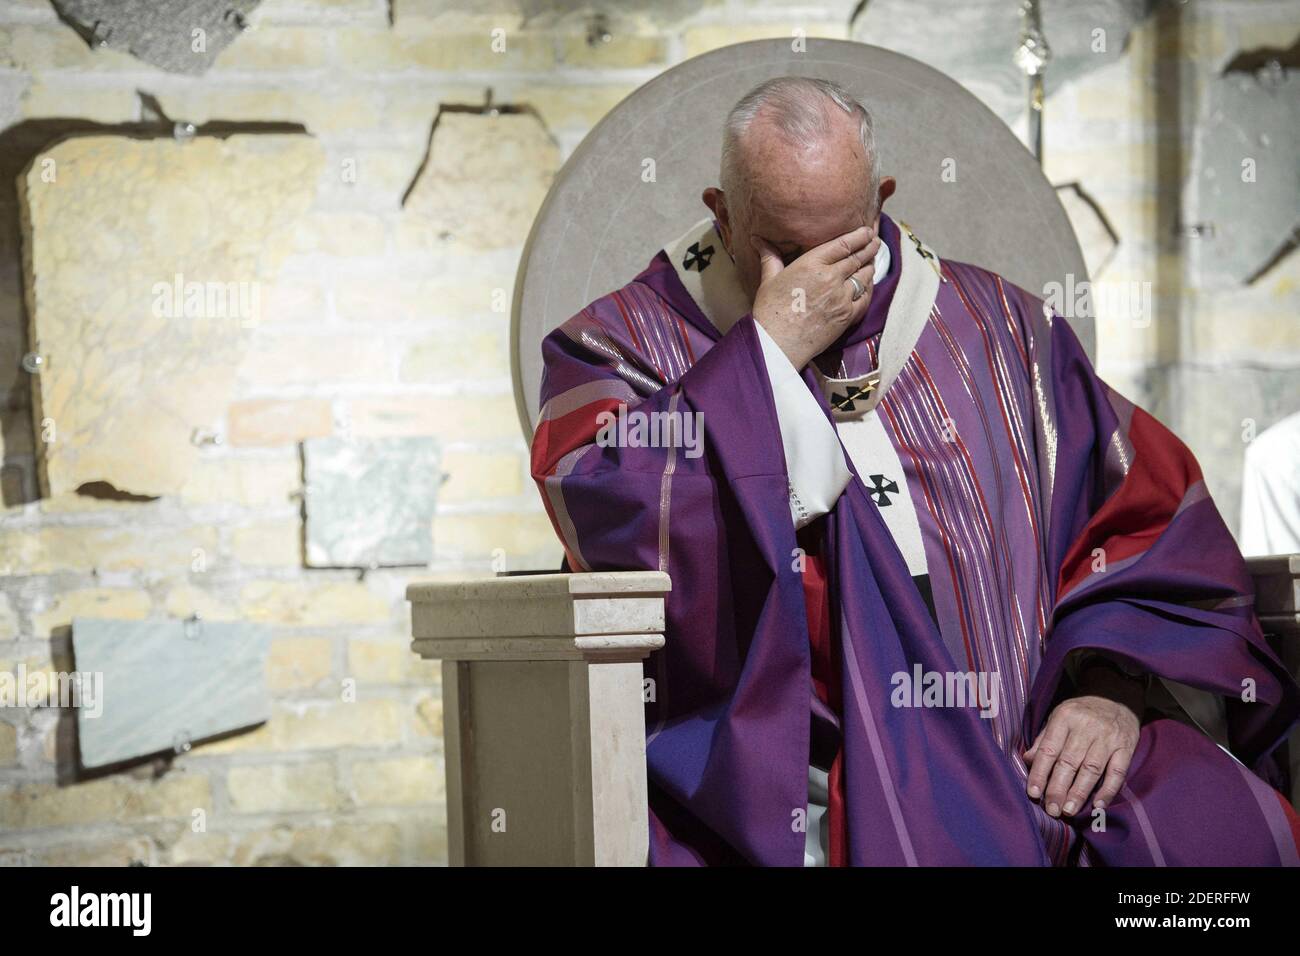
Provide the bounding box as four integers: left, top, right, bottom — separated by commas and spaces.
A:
531, 212, 1300, 866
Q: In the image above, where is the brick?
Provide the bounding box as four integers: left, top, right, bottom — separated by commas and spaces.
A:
240, 580, 392, 626
195, 699, 404, 755
227, 398, 334, 447
380, 86, 487, 133
351, 755, 442, 806
22, 82, 137, 123
34, 838, 155, 867
38, 493, 150, 515
347, 395, 520, 442
520, 85, 639, 131
412, 694, 442, 739
258, 280, 328, 325
231, 520, 302, 567
1043, 142, 1152, 191
209, 25, 330, 71
321, 147, 424, 204
32, 588, 151, 636
292, 212, 388, 256
267, 636, 333, 691
227, 761, 339, 813
155, 89, 385, 134
191, 721, 273, 756
435, 511, 563, 562
335, 19, 555, 72
1074, 69, 1150, 122
558, 32, 666, 68
681, 22, 846, 60
393, 809, 447, 864
334, 273, 509, 323
406, 655, 439, 686
347, 639, 405, 683
439, 450, 524, 502
229, 821, 401, 865
180, 456, 301, 506
237, 332, 392, 387
0, 525, 218, 576
399, 329, 507, 382
165, 830, 232, 866
0, 24, 138, 71
162, 585, 240, 622
269, 699, 403, 750
0, 773, 210, 829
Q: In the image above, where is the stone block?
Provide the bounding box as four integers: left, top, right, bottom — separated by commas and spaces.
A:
72, 617, 270, 768
21, 135, 322, 498
303, 436, 441, 568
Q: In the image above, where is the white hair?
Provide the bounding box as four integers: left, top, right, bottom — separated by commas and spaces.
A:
720, 76, 882, 219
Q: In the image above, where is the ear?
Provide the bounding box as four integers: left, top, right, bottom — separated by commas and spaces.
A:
872, 176, 898, 230
702, 187, 733, 252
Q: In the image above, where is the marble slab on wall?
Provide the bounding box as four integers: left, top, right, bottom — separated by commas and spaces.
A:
21, 134, 322, 499
52, 0, 263, 75
1188, 67, 1300, 288
73, 616, 270, 769
851, 0, 1157, 126
303, 436, 441, 568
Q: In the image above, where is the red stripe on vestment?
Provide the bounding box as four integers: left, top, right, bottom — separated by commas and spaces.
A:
1276, 790, 1300, 858
798, 522, 847, 867
1057, 405, 1203, 599
530, 396, 629, 479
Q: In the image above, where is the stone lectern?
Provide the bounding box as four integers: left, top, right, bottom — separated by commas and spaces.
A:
407, 571, 668, 866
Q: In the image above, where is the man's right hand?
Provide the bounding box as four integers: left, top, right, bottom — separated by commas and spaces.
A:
751, 225, 881, 370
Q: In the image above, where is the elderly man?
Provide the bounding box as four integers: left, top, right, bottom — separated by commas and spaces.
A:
530, 76, 1300, 866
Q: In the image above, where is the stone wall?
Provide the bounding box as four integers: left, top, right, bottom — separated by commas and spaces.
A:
0, 0, 1295, 865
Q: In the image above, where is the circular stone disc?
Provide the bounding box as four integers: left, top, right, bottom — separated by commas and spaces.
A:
512, 38, 1091, 436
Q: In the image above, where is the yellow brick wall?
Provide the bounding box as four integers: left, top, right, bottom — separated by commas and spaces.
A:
0, 0, 1295, 866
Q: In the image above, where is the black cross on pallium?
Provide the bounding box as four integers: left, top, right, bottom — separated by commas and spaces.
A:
866, 473, 899, 507
830, 382, 875, 412
901, 221, 945, 282
682, 241, 715, 272
908, 230, 936, 265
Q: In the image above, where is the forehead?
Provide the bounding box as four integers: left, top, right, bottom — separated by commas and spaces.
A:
738, 128, 870, 249
746, 184, 867, 251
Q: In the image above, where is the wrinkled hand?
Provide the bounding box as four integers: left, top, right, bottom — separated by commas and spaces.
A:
1024, 679, 1141, 818
751, 225, 881, 370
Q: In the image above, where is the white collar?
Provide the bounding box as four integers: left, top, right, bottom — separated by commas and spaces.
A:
663, 217, 941, 411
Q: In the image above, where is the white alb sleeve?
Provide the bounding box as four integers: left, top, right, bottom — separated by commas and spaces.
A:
754, 321, 853, 529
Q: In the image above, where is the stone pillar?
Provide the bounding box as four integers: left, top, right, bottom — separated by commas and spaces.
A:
408, 571, 668, 866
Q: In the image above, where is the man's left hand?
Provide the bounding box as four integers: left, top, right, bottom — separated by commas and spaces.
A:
1023, 671, 1142, 818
